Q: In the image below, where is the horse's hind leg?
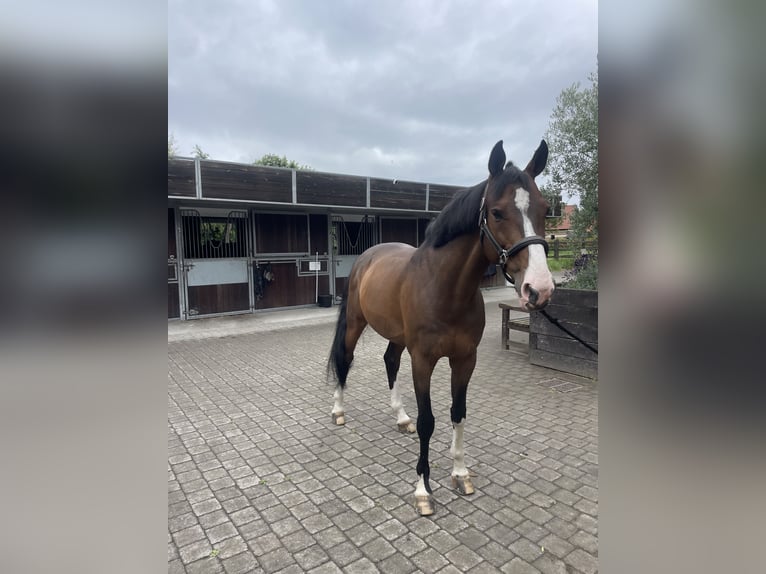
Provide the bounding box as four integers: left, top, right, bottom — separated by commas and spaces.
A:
384, 342, 416, 433
449, 353, 477, 496
411, 351, 437, 516
331, 309, 367, 426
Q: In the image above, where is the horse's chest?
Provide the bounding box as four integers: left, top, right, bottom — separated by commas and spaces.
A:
412, 314, 485, 358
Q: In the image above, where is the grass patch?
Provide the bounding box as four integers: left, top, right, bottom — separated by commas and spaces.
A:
546, 257, 574, 272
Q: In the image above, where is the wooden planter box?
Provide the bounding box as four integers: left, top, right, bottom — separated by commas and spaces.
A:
529, 288, 598, 379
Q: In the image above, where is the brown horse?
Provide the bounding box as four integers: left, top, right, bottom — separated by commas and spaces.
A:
328, 140, 555, 515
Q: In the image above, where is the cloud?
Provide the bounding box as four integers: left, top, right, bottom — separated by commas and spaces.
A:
169, 0, 597, 185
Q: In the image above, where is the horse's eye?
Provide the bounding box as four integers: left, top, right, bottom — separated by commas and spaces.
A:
491, 209, 503, 221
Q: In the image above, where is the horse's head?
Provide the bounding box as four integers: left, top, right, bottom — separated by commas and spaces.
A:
482, 140, 555, 311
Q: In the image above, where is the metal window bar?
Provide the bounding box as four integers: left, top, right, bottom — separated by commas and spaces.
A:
180, 209, 249, 258
331, 215, 377, 255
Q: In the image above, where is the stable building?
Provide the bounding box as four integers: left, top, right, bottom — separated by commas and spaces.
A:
168, 157, 503, 320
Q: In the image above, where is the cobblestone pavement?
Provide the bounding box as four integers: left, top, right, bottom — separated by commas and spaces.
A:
168, 296, 598, 573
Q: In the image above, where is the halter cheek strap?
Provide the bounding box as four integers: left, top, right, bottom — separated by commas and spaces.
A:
479, 185, 549, 284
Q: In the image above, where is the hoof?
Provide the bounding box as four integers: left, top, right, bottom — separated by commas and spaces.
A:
397, 421, 416, 433
414, 494, 435, 516
332, 412, 345, 426
451, 475, 475, 496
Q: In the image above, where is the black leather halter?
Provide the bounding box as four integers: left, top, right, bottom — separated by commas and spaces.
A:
478, 186, 549, 285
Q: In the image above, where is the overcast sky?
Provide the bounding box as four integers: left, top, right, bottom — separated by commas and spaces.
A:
169, 0, 597, 194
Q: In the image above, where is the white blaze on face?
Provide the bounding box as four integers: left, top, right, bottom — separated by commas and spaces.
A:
514, 187, 554, 305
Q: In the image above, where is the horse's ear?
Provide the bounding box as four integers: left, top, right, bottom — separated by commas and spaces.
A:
488, 140, 505, 177
524, 139, 548, 178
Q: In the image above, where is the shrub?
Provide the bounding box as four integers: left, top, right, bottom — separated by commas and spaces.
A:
563, 253, 598, 290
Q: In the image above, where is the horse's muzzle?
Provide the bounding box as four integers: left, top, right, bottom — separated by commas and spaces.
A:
520, 283, 554, 311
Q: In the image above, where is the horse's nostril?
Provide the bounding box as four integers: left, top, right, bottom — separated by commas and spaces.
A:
523, 283, 539, 306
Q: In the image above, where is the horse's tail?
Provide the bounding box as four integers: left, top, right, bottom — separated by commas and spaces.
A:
328, 282, 350, 388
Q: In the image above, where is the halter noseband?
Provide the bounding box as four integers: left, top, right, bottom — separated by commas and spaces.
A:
478, 184, 549, 284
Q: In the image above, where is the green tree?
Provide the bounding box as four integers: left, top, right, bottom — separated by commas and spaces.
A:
192, 144, 209, 159
253, 153, 312, 170
168, 133, 178, 157
544, 70, 598, 242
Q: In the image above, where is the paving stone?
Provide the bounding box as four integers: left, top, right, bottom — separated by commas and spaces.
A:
541, 521, 573, 543
501, 557, 542, 573
509, 537, 545, 563
169, 511, 199, 534
574, 485, 598, 502
445, 544, 483, 571
239, 517, 271, 540
532, 554, 569, 574
569, 529, 598, 554
521, 505, 554, 525
360, 536, 397, 561
485, 522, 521, 546
565, 548, 599, 574
222, 495, 250, 514
221, 552, 260, 574
539, 533, 575, 559
217, 536, 249, 559
314, 526, 347, 550
294, 545, 331, 571
168, 558, 184, 574
477, 540, 516, 568
327, 541, 363, 567
307, 562, 343, 574
515, 519, 549, 543
345, 557, 381, 574
188, 557, 225, 574
333, 509, 364, 531
378, 552, 417, 574
229, 506, 259, 527
249, 532, 282, 557
191, 498, 221, 517
261, 504, 291, 523
179, 538, 212, 564
259, 547, 296, 573
168, 300, 597, 574
457, 526, 490, 550
412, 547, 450, 573
377, 517, 409, 542
575, 513, 598, 535
271, 516, 302, 538
207, 521, 239, 544
278, 529, 313, 554
393, 532, 428, 557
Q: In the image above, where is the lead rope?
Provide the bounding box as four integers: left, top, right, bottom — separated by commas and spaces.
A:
539, 309, 598, 355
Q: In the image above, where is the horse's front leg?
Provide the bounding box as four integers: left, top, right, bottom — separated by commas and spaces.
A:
449, 353, 476, 496
384, 342, 416, 433
411, 352, 437, 516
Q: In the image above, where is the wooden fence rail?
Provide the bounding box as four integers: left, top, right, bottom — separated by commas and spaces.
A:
548, 238, 598, 260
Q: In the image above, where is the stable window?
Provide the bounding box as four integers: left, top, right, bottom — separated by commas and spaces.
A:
331, 215, 377, 255
181, 210, 249, 258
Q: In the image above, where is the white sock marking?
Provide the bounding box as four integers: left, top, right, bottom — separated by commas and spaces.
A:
415, 475, 429, 497
332, 387, 344, 415
390, 379, 411, 425
451, 419, 469, 478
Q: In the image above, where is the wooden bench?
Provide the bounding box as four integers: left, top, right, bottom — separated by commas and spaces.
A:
499, 302, 530, 350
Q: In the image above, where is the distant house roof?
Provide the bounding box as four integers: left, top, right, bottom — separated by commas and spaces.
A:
551, 204, 576, 231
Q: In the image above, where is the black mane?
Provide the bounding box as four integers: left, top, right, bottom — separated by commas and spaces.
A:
421, 164, 527, 248
421, 183, 484, 248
